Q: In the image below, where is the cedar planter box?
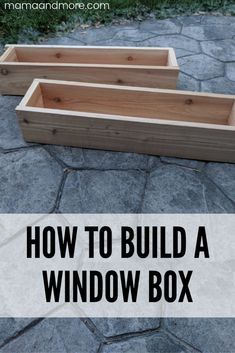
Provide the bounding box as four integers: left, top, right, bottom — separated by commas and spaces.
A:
16, 79, 235, 163
0, 45, 179, 95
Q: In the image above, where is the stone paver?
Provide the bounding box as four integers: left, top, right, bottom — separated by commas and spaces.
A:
0, 13, 235, 353
89, 38, 136, 47
142, 164, 235, 213
102, 331, 191, 353
140, 34, 200, 56
0, 319, 34, 347
111, 28, 155, 42
201, 15, 235, 25
160, 156, 205, 171
174, 49, 196, 58
42, 36, 85, 45
0, 319, 100, 353
59, 170, 146, 213
46, 145, 149, 170
139, 19, 181, 34
205, 163, 235, 203
0, 96, 27, 150
68, 24, 138, 44
176, 72, 200, 91
91, 318, 160, 337
182, 24, 235, 40
0, 148, 63, 212
165, 318, 235, 353
176, 15, 202, 26
226, 63, 235, 81
201, 77, 235, 94
178, 54, 224, 80
201, 39, 235, 62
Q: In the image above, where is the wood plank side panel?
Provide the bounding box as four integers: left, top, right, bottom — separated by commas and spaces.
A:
167, 48, 178, 67
0, 47, 18, 62
26, 83, 44, 107
0, 65, 179, 95
12, 47, 169, 65
38, 82, 233, 125
16, 110, 235, 163
228, 102, 235, 126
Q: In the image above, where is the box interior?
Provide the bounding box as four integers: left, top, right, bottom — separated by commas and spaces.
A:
3, 47, 172, 66
25, 82, 235, 126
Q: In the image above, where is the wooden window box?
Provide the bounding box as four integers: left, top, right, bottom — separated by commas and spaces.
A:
16, 79, 235, 163
0, 45, 179, 95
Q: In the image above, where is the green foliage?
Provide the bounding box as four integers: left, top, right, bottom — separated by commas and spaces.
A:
0, 0, 234, 44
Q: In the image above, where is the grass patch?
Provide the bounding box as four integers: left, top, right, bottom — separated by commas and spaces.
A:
0, 0, 235, 44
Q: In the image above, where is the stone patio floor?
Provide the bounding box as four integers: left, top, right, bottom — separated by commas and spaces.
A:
0, 14, 235, 353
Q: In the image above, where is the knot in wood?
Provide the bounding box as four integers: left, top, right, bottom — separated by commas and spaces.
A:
185, 99, 193, 105
1, 69, 8, 76
54, 97, 61, 103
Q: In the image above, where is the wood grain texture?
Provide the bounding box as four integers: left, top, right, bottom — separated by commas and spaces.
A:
7, 45, 170, 65
0, 47, 17, 62
228, 103, 235, 126
16, 79, 235, 163
0, 45, 179, 95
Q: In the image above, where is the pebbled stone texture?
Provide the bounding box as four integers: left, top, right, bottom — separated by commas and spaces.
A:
0, 14, 235, 353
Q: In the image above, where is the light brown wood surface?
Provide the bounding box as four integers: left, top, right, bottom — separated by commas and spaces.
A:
16, 79, 235, 163
0, 45, 179, 95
